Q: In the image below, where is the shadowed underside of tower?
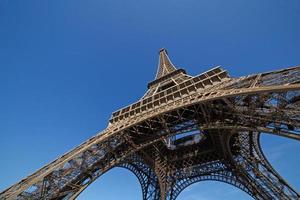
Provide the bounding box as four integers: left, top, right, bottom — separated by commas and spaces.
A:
1, 49, 300, 200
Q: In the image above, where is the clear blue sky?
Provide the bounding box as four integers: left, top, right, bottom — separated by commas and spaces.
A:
0, 0, 299, 199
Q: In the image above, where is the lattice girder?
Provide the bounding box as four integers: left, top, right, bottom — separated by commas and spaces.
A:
1, 53, 299, 200
1, 87, 300, 200
166, 163, 256, 200
119, 156, 160, 200
232, 131, 300, 199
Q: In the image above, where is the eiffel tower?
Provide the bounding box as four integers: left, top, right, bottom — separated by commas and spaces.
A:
1, 49, 300, 200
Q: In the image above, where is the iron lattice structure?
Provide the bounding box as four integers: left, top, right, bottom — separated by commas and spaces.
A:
1, 49, 300, 200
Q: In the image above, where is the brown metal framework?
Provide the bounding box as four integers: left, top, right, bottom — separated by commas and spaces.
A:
1, 49, 300, 200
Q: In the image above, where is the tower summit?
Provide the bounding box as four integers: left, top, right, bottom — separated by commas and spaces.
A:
1, 49, 300, 200
155, 48, 177, 79
145, 48, 190, 98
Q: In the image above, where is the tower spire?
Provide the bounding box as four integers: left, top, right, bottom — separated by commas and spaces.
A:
155, 48, 177, 79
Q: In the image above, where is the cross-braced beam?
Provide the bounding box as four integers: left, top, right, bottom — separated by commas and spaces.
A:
1, 51, 299, 200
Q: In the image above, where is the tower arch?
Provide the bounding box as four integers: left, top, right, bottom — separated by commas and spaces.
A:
1, 50, 299, 200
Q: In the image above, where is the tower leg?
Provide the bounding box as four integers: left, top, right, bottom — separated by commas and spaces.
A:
119, 155, 161, 200
232, 131, 300, 200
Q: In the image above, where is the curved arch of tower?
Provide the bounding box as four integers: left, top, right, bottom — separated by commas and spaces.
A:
1, 49, 300, 200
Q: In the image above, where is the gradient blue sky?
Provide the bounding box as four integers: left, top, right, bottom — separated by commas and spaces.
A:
0, 0, 300, 199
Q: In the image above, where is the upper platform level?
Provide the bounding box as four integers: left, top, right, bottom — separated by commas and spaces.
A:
109, 49, 230, 124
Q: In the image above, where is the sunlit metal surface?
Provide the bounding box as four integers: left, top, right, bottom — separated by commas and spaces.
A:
1, 49, 299, 200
